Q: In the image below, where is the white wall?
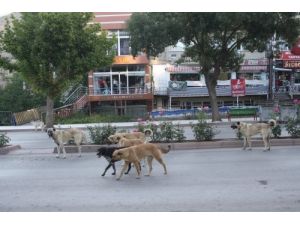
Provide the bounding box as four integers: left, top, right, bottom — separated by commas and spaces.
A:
152, 64, 170, 89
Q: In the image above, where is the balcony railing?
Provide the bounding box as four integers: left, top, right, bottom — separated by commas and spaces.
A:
89, 87, 152, 96
168, 85, 269, 97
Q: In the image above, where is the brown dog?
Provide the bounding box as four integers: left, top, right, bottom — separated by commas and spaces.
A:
111, 143, 171, 180
118, 137, 144, 147
231, 119, 276, 151
108, 132, 145, 144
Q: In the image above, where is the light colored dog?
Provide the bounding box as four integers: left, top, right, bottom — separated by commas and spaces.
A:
111, 143, 171, 180
108, 129, 153, 144
108, 132, 145, 144
47, 128, 87, 158
231, 119, 276, 151
31, 120, 46, 132
118, 137, 144, 147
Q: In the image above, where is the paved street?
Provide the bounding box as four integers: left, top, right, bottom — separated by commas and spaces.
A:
1, 145, 300, 212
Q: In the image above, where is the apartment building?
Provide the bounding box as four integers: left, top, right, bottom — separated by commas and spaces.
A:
86, 12, 153, 117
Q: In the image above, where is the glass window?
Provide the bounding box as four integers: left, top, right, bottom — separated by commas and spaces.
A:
120, 38, 130, 55
128, 65, 145, 71
112, 66, 127, 72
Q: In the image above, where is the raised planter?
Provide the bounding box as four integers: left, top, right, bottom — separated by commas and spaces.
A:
54, 138, 300, 153
0, 145, 21, 155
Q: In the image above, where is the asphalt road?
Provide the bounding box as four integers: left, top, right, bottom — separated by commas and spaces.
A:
1, 146, 300, 212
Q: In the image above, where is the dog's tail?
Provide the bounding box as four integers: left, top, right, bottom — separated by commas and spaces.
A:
160, 144, 171, 154
268, 119, 277, 127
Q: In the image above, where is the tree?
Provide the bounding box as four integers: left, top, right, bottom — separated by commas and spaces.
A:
0, 73, 45, 112
0, 13, 115, 127
128, 12, 300, 121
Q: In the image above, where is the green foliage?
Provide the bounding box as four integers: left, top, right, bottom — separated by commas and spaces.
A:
128, 13, 300, 121
285, 117, 300, 138
0, 13, 116, 127
55, 112, 133, 124
87, 124, 116, 145
191, 112, 218, 141
137, 121, 186, 143
0, 133, 10, 147
0, 74, 45, 112
236, 130, 243, 140
272, 124, 282, 138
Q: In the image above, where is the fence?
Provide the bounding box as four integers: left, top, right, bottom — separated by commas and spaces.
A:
0, 111, 14, 126
13, 108, 40, 125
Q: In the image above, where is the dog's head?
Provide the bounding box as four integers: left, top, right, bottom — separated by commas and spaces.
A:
46, 128, 56, 138
97, 147, 106, 158
230, 122, 241, 130
111, 148, 130, 162
108, 134, 122, 144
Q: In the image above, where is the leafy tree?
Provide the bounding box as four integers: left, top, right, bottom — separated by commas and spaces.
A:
0, 13, 115, 127
0, 73, 45, 112
128, 12, 300, 121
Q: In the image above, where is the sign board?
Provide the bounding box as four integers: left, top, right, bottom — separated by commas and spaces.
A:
231, 79, 246, 97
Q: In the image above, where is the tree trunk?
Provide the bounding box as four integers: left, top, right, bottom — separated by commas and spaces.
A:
204, 69, 222, 122
45, 96, 54, 128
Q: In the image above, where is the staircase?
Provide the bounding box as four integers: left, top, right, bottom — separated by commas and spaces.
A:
274, 92, 294, 106
55, 85, 88, 117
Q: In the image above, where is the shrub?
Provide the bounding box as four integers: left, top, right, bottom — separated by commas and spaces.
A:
0, 133, 10, 147
137, 121, 186, 143
191, 112, 217, 141
272, 124, 282, 138
87, 124, 116, 144
285, 117, 300, 138
55, 112, 133, 124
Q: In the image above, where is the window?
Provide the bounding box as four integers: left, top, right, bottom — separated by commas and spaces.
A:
120, 38, 130, 55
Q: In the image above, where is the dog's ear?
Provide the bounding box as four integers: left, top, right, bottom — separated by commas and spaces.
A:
53, 128, 56, 131
236, 122, 240, 125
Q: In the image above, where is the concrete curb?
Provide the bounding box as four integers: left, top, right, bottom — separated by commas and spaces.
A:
53, 138, 300, 153
0, 145, 21, 155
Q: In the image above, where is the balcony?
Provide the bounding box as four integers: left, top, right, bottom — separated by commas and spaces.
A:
88, 86, 153, 102
168, 85, 268, 97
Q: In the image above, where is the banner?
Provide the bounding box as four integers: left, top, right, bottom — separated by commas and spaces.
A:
231, 79, 245, 97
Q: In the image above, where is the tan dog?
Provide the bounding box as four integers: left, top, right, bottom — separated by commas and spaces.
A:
118, 137, 144, 147
112, 143, 171, 180
231, 119, 276, 151
47, 128, 87, 158
108, 132, 145, 144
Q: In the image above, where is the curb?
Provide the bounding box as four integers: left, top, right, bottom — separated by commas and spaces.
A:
53, 138, 300, 153
0, 145, 22, 155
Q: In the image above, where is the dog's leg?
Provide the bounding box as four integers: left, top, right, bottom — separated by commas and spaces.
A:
111, 162, 116, 175
116, 161, 130, 180
78, 145, 82, 157
124, 162, 131, 174
145, 156, 153, 176
153, 155, 167, 175
263, 135, 271, 151
247, 137, 252, 151
242, 137, 247, 150
61, 144, 67, 159
56, 144, 60, 158
102, 162, 113, 176
133, 161, 141, 179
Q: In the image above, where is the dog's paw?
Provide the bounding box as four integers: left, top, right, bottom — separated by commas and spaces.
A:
101, 174, 105, 176
124, 172, 129, 175
116, 177, 121, 181
112, 172, 116, 175
136, 176, 141, 179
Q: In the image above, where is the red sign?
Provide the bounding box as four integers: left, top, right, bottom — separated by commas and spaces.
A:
231, 79, 245, 97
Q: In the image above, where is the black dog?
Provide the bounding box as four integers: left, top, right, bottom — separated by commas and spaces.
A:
97, 146, 132, 176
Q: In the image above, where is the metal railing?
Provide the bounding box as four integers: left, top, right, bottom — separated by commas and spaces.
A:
90, 87, 152, 96
63, 85, 88, 105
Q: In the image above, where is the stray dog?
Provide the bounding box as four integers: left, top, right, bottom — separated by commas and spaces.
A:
47, 128, 87, 158
97, 146, 132, 176
112, 143, 171, 180
31, 120, 46, 132
108, 132, 145, 144
231, 119, 276, 151
117, 137, 144, 147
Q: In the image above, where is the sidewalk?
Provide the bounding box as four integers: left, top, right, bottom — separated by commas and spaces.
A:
0, 117, 257, 132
